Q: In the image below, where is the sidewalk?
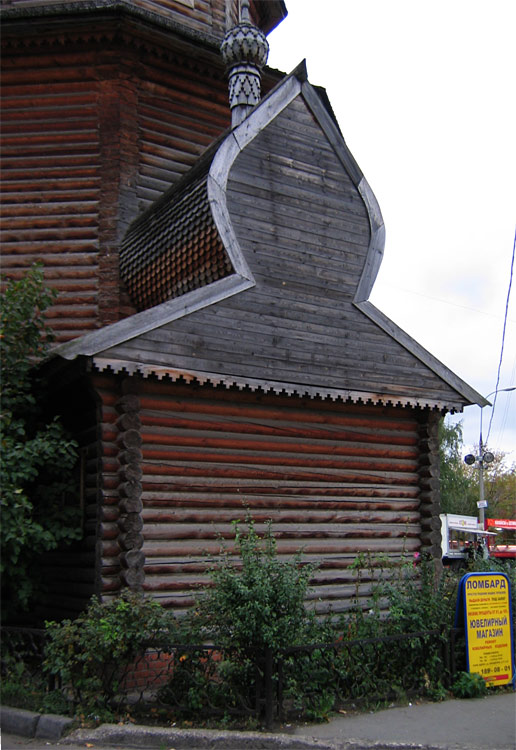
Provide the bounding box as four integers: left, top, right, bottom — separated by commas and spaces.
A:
2, 692, 515, 750
290, 692, 516, 749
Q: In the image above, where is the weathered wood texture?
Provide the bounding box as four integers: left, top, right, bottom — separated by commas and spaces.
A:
0, 20, 232, 340
0, 0, 283, 39
103, 94, 467, 407
0, 0, 218, 34
94, 378, 429, 615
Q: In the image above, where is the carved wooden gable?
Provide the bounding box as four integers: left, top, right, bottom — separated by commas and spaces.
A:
56, 67, 483, 413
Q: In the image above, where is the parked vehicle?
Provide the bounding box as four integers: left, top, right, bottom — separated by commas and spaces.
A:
440, 514, 495, 568
485, 518, 516, 560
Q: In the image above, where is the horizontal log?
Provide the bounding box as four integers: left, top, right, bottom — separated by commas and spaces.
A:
141, 447, 417, 473
119, 531, 144, 551
119, 464, 143, 483
120, 568, 145, 588
118, 480, 143, 499
141, 538, 419, 557
115, 394, 141, 414
120, 549, 146, 569
116, 412, 142, 431
119, 497, 144, 514
118, 512, 144, 533
140, 508, 420, 525
140, 521, 420, 541
119, 448, 143, 465
139, 463, 419, 485
116, 429, 143, 448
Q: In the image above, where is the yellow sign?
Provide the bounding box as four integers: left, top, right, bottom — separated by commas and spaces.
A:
459, 572, 514, 687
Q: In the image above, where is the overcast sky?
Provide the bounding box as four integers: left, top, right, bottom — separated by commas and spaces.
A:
267, 0, 516, 466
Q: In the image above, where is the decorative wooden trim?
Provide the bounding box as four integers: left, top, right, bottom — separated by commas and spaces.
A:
354, 178, 385, 302
91, 356, 468, 412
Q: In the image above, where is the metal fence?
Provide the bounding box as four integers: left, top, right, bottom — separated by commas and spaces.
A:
1, 625, 462, 727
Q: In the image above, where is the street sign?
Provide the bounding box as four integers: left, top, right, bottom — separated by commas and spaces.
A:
477, 500, 488, 509
455, 572, 514, 687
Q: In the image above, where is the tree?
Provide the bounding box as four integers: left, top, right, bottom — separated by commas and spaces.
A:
439, 417, 515, 520
438, 420, 477, 515
482, 455, 516, 521
0, 265, 81, 621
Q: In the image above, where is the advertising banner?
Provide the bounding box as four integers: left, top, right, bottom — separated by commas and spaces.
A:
455, 572, 514, 687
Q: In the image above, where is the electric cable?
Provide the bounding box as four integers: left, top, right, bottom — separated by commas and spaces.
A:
486, 227, 516, 446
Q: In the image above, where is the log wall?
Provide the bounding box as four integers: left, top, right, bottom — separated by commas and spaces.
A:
37, 371, 441, 620
0, 22, 232, 340
95, 377, 433, 615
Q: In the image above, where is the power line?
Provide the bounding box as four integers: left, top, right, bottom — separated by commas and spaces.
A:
486, 227, 516, 446
374, 282, 516, 322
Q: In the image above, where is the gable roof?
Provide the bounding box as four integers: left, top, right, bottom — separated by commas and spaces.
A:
54, 64, 487, 412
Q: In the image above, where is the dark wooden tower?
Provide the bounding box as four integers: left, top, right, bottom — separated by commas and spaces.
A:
1, 0, 485, 621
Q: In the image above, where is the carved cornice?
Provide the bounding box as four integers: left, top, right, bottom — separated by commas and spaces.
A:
1, 1, 221, 68
1, 5, 226, 81
0, 0, 221, 48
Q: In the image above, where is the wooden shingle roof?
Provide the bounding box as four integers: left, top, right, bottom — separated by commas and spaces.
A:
120, 154, 232, 311
55, 65, 487, 413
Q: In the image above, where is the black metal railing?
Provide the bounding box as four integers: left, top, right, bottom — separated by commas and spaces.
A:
1, 627, 46, 678
0, 625, 464, 728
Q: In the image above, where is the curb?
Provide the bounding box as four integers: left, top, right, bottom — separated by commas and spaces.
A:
1, 708, 494, 750
64, 722, 449, 750
0, 706, 74, 741
65, 723, 340, 749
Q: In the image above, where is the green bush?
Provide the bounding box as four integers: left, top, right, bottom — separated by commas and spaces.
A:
195, 519, 315, 651
44, 590, 177, 717
0, 661, 47, 712
451, 671, 488, 699
38, 535, 513, 724
159, 519, 319, 719
1, 265, 81, 619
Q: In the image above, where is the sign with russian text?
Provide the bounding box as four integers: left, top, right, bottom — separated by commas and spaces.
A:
455, 572, 514, 687
486, 518, 516, 530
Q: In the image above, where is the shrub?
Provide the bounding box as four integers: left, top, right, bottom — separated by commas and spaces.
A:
195, 519, 315, 651
159, 519, 319, 719
44, 590, 177, 717
0, 265, 81, 619
0, 661, 47, 712
451, 671, 488, 699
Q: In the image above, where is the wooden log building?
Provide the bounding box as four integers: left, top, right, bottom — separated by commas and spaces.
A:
0, 0, 486, 621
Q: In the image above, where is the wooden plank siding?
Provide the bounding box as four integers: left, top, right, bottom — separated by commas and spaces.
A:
101, 93, 469, 407
95, 379, 426, 614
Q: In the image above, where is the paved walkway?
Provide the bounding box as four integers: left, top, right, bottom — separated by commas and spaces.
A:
2, 692, 515, 750
289, 692, 516, 749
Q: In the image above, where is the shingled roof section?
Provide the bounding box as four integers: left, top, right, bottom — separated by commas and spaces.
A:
120, 154, 232, 312
54, 67, 487, 412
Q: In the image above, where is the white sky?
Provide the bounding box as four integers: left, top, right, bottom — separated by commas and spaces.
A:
267, 0, 516, 465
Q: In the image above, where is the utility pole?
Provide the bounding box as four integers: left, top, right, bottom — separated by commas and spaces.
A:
464, 386, 515, 558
